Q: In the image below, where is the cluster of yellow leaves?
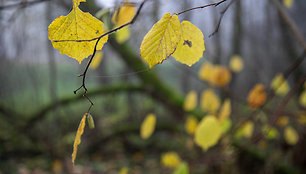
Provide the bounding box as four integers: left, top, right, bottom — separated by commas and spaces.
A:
229, 55, 244, 73
199, 62, 232, 87
112, 1, 136, 43
48, 0, 108, 63
140, 113, 156, 139
247, 84, 267, 109
271, 74, 290, 96
140, 13, 205, 68
161, 152, 182, 168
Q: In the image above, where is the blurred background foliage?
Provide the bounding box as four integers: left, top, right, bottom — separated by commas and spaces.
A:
0, 0, 305, 173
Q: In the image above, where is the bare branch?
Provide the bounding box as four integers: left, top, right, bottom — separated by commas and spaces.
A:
175, 0, 228, 16
0, 0, 49, 10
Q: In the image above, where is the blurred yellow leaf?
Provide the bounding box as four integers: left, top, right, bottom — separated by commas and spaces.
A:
218, 99, 231, 123
283, 0, 294, 8
172, 21, 205, 66
299, 90, 306, 107
52, 160, 63, 174
235, 121, 254, 138
90, 51, 103, 69
220, 119, 232, 134
140, 13, 181, 68
200, 88, 220, 114
284, 126, 299, 145
247, 84, 267, 109
277, 116, 289, 127
271, 74, 290, 96
112, 1, 136, 26
298, 112, 306, 125
48, 0, 108, 63
183, 90, 197, 111
115, 26, 131, 43
140, 113, 156, 139
210, 65, 232, 87
262, 125, 279, 139
72, 114, 86, 164
119, 167, 129, 174
199, 62, 214, 82
185, 116, 198, 135
161, 152, 182, 168
229, 55, 244, 73
194, 115, 222, 151
173, 163, 189, 174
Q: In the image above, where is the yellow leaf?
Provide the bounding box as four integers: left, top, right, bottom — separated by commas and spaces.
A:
283, 0, 294, 8
161, 152, 181, 168
247, 84, 267, 109
218, 99, 231, 123
284, 126, 299, 145
220, 119, 232, 134
140, 113, 156, 139
200, 88, 220, 114
298, 112, 306, 125
87, 113, 95, 129
262, 125, 279, 139
271, 74, 290, 96
185, 116, 198, 135
72, 114, 86, 164
112, 1, 136, 26
299, 90, 306, 107
173, 163, 189, 174
235, 121, 254, 138
119, 167, 129, 174
210, 65, 232, 87
140, 13, 181, 68
48, 0, 108, 63
229, 55, 244, 73
183, 90, 197, 111
172, 21, 205, 66
277, 116, 289, 127
90, 51, 103, 69
199, 62, 214, 82
115, 26, 131, 43
194, 115, 222, 151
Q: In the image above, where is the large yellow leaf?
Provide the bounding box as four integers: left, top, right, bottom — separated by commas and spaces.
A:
229, 55, 244, 73
194, 115, 222, 151
247, 84, 267, 109
218, 99, 231, 123
72, 114, 86, 164
161, 152, 182, 168
183, 90, 197, 111
284, 126, 299, 145
48, 0, 108, 63
185, 115, 198, 135
271, 74, 290, 96
140, 113, 156, 139
112, 1, 136, 26
172, 21, 205, 66
140, 13, 181, 68
200, 88, 220, 114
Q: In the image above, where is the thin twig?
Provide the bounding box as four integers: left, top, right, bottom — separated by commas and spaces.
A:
72, 0, 148, 114
0, 0, 49, 10
175, 0, 228, 15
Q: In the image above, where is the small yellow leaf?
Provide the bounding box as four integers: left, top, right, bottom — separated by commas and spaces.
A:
115, 26, 131, 43
140, 113, 156, 139
112, 1, 136, 26
200, 88, 220, 114
262, 125, 279, 139
119, 167, 129, 174
194, 115, 222, 151
247, 84, 267, 109
284, 126, 299, 145
283, 0, 294, 8
72, 114, 87, 164
271, 74, 290, 96
235, 121, 254, 138
229, 55, 244, 73
210, 65, 232, 87
218, 99, 231, 123
199, 62, 214, 82
277, 116, 289, 127
48, 0, 108, 63
299, 90, 306, 107
172, 21, 205, 66
140, 13, 181, 68
90, 51, 103, 69
185, 116, 198, 135
173, 163, 189, 174
161, 152, 181, 168
183, 90, 197, 111
87, 113, 95, 129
